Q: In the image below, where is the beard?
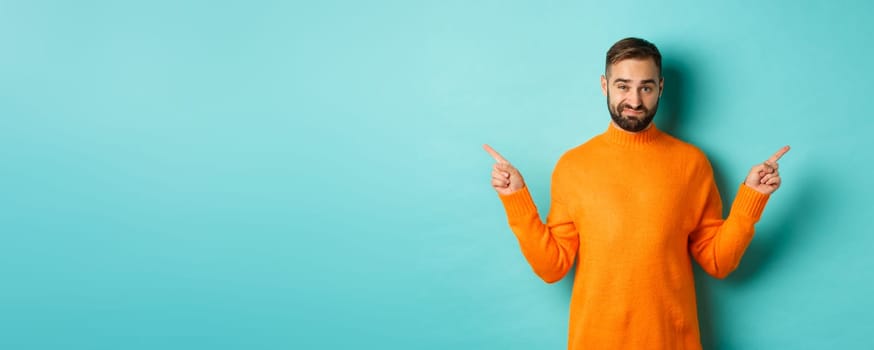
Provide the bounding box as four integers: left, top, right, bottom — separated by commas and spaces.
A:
607, 92, 659, 132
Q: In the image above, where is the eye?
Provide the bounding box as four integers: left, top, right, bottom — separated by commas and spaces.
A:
642, 86, 652, 93
617, 85, 628, 91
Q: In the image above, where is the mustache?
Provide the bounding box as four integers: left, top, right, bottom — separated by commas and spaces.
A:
619, 104, 646, 112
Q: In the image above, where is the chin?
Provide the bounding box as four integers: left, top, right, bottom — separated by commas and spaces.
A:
623, 119, 652, 132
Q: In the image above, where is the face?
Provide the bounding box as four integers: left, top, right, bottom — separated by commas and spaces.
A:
600, 58, 663, 132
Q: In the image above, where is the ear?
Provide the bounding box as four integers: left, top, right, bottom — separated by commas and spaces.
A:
601, 74, 608, 97
658, 77, 664, 98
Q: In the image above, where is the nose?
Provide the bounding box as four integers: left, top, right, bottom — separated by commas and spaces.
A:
627, 90, 642, 108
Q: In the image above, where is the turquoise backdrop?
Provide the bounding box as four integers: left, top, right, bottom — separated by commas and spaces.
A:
2, 1, 872, 349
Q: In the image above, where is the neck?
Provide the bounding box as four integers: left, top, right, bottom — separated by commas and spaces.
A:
604, 120, 662, 147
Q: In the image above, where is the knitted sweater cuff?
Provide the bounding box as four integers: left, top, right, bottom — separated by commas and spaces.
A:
498, 186, 538, 220
730, 184, 771, 222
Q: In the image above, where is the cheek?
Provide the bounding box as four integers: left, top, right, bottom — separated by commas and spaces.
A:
644, 94, 660, 105
608, 91, 623, 105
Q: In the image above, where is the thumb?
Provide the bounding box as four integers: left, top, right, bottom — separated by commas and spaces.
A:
746, 164, 767, 184
495, 162, 517, 174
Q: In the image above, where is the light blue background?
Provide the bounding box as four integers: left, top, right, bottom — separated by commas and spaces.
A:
2, 1, 872, 349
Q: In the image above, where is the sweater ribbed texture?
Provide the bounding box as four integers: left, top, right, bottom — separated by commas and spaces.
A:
498, 122, 769, 350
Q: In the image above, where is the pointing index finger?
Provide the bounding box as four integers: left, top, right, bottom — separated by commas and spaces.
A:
768, 145, 791, 163
482, 144, 509, 164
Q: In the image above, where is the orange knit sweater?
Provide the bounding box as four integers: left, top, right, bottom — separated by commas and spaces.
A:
498, 122, 770, 350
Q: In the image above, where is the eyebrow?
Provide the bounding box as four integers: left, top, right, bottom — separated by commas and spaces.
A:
612, 78, 658, 85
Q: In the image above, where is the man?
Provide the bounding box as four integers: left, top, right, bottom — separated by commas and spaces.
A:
483, 37, 789, 350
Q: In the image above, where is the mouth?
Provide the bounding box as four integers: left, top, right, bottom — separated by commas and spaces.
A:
623, 108, 644, 116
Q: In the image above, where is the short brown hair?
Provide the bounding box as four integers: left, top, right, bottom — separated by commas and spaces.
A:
605, 37, 662, 77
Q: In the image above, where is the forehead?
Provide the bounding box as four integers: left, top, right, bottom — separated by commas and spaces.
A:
607, 58, 660, 82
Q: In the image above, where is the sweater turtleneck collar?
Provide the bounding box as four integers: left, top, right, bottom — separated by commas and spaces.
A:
603, 121, 663, 147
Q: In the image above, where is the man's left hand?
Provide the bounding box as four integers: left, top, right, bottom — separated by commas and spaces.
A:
744, 145, 790, 195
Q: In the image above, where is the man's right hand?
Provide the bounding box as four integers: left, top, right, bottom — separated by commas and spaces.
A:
483, 144, 526, 196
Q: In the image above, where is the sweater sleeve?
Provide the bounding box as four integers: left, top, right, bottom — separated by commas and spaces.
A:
688, 163, 770, 279
497, 170, 579, 283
